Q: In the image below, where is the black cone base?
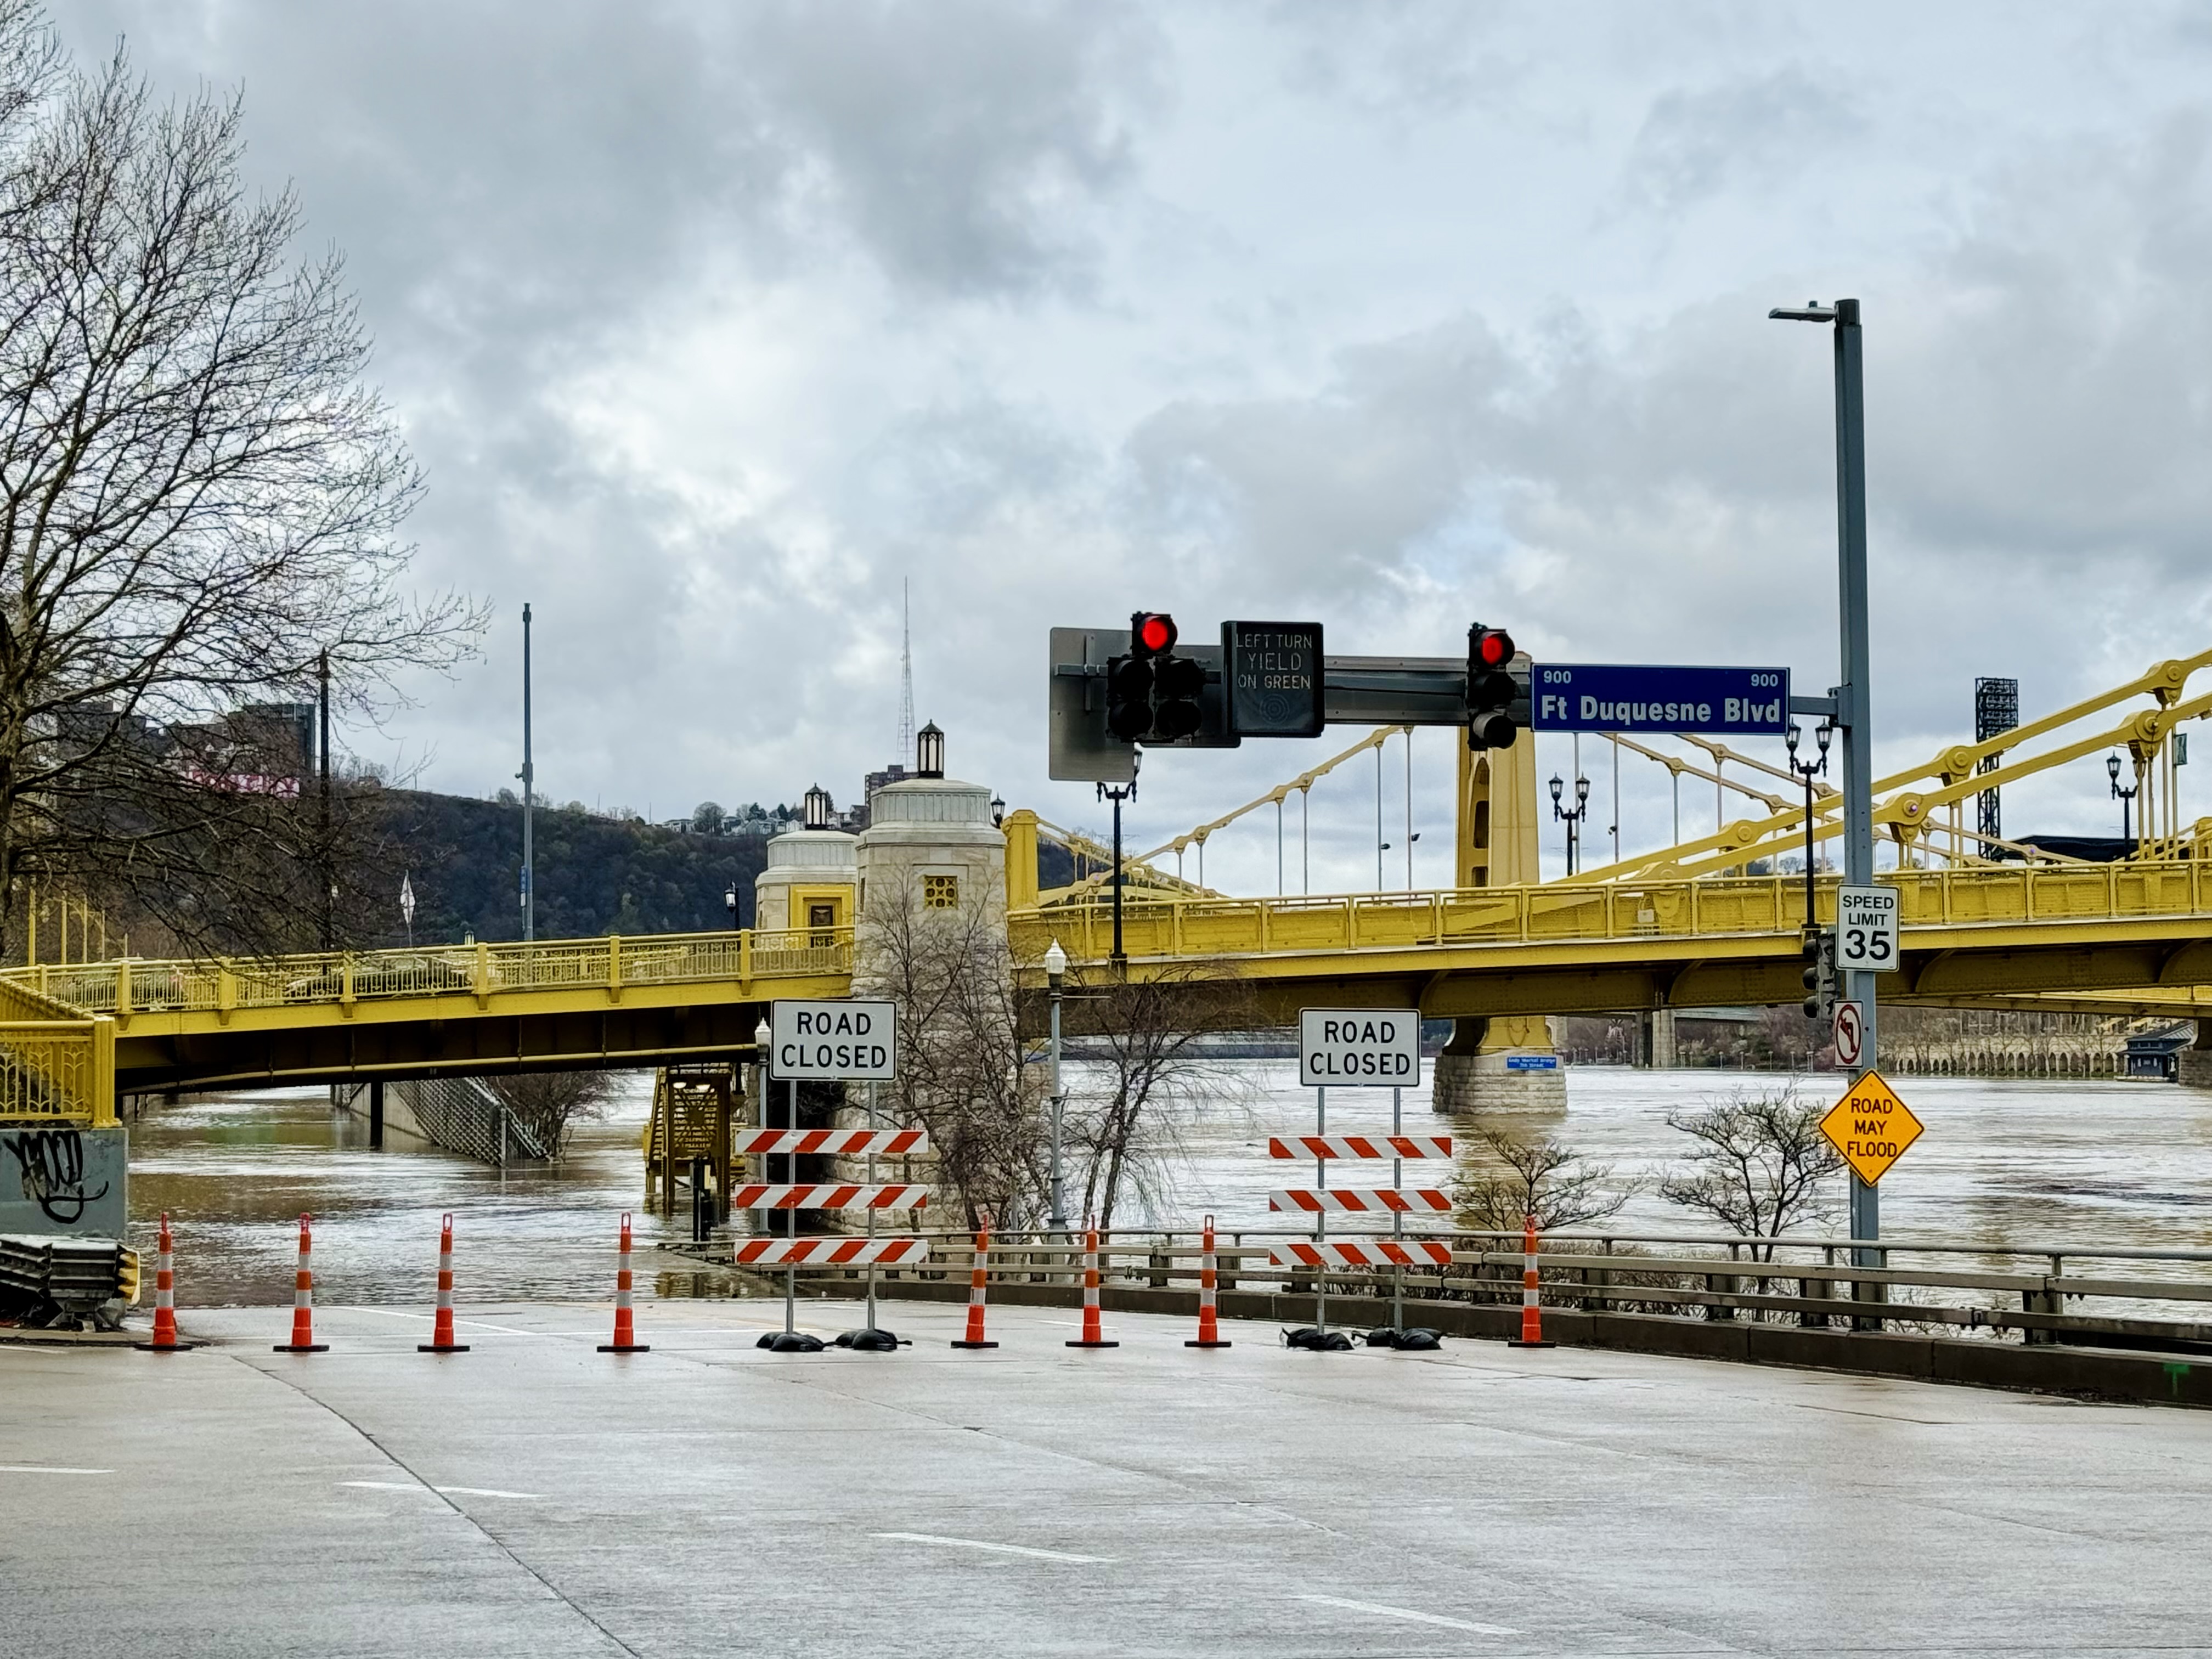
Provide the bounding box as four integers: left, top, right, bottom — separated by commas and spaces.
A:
1184, 1339, 1233, 1348
272, 1343, 330, 1353
596, 1343, 650, 1353
949, 1340, 999, 1349
1065, 1339, 1120, 1348
417, 1343, 471, 1352
133, 1341, 198, 1351
1508, 1339, 1557, 1349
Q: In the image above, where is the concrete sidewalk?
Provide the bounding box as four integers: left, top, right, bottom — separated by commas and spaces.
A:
5, 1297, 2208, 1658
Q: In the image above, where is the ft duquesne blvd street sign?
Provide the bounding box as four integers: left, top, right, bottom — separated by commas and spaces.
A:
1531, 663, 1791, 736
770, 999, 896, 1081
1299, 1008, 1421, 1088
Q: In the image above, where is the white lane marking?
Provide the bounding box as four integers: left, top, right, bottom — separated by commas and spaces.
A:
1295, 1594, 1520, 1634
872, 1531, 1114, 1564
0, 1465, 112, 1475
340, 1480, 543, 1500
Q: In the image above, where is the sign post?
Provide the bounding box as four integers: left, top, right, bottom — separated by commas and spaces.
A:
1294, 1010, 1423, 1341
761, 999, 901, 1347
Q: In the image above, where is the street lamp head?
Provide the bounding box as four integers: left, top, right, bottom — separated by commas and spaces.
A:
1786, 721, 1802, 757
1549, 773, 1564, 806
2107, 751, 2122, 785
1816, 721, 1834, 757
990, 793, 1005, 827
1043, 939, 1067, 982
752, 1016, 770, 1049
1575, 774, 1591, 805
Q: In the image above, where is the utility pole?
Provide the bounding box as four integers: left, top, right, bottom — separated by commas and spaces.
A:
318, 650, 332, 951
1771, 296, 1878, 1265
520, 603, 535, 945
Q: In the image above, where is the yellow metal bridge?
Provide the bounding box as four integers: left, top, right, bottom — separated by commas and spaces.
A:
4, 648, 2208, 1120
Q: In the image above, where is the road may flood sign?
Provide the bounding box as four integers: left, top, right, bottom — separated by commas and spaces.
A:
1818, 1070, 1923, 1185
1221, 620, 1324, 738
1530, 663, 1790, 736
770, 999, 897, 1081
1299, 1008, 1421, 1088
1836, 885, 1900, 972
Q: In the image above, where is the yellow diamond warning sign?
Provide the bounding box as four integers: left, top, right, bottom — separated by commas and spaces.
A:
1819, 1070, 1924, 1185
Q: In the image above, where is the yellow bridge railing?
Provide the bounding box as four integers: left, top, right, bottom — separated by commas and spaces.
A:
0, 976, 115, 1125
1013, 858, 2212, 966
0, 928, 853, 1025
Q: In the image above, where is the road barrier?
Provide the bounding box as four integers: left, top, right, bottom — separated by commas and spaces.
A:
599, 1213, 649, 1353
728, 1184, 929, 1210
1270, 1240, 1454, 1268
1268, 1189, 1451, 1214
418, 1213, 469, 1353
733, 1127, 932, 1350
274, 1214, 329, 1353
1186, 1216, 1230, 1348
731, 1128, 926, 1157
735, 1238, 929, 1266
132, 1212, 191, 1352
951, 1226, 997, 1350
1066, 1227, 1117, 1349
1508, 1215, 1553, 1350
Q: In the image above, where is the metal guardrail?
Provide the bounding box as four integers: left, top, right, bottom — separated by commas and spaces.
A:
1011, 859, 2212, 964
0, 928, 854, 1023
772, 1226, 2212, 1351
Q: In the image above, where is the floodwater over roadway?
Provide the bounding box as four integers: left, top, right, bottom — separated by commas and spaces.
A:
123, 1064, 2212, 1307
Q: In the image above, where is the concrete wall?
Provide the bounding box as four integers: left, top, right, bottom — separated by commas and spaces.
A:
0, 1124, 126, 1237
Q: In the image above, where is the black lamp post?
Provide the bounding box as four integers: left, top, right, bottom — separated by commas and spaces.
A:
2108, 752, 2137, 845
1785, 720, 1834, 930
1549, 771, 1592, 876
1098, 752, 1140, 968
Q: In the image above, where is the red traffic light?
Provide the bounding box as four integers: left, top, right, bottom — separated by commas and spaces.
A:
1474, 627, 1515, 667
1133, 612, 1178, 656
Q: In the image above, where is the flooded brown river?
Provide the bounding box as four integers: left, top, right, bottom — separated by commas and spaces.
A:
123, 1064, 2212, 1307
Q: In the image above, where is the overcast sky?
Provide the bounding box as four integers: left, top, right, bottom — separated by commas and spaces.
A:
54, 2, 2212, 891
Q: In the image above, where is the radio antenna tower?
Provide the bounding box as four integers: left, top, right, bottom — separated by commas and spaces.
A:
896, 577, 916, 766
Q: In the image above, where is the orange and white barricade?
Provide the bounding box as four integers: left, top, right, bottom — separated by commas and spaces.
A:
417, 1212, 469, 1353
733, 1127, 932, 1351
1065, 1226, 1117, 1349
599, 1212, 649, 1353
1268, 1189, 1451, 1214
1508, 1214, 1555, 1349
950, 1224, 997, 1349
1186, 1215, 1230, 1348
1268, 1240, 1453, 1268
134, 1212, 194, 1351
273, 1212, 329, 1352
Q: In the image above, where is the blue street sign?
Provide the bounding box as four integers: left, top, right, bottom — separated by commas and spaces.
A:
1505, 1054, 1560, 1071
1530, 663, 1791, 736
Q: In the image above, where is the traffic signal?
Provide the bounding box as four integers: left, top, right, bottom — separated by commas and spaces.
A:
1801, 926, 1836, 1019
1466, 623, 1519, 750
1104, 612, 1206, 743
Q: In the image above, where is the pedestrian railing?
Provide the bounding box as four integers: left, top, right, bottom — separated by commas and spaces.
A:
0, 976, 114, 1125
0, 927, 854, 1024
759, 1225, 2212, 1352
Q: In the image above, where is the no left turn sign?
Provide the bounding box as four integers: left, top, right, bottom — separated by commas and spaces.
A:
1832, 1000, 1864, 1068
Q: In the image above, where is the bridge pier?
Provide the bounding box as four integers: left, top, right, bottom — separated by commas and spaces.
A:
2179, 1021, 2212, 1088
1431, 1015, 1566, 1114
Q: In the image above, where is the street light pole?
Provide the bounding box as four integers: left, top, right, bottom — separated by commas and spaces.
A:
1045, 939, 1068, 1234
1772, 295, 1879, 1265
520, 603, 535, 946
2108, 753, 2137, 845
1098, 753, 1139, 968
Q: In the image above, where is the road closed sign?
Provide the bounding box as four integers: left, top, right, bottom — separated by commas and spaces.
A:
770, 999, 897, 1081
1299, 1008, 1421, 1088
1818, 1069, 1923, 1184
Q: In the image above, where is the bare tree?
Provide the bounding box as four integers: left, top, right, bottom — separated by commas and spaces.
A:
484, 1069, 616, 1158
1659, 1086, 1844, 1254
0, 8, 478, 953
856, 872, 1041, 1230
1457, 1128, 1638, 1233
1067, 964, 1255, 1231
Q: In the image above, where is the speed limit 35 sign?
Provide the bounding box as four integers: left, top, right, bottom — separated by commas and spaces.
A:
1836, 885, 1899, 972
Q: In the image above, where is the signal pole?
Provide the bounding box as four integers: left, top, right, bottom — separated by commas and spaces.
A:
520, 603, 535, 945
1098, 757, 1138, 968
1771, 296, 1878, 1264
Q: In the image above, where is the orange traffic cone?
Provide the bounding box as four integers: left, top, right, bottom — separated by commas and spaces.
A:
1185, 1214, 1231, 1348
417, 1212, 470, 1353
597, 1212, 649, 1353
1065, 1224, 1119, 1348
1508, 1212, 1555, 1349
274, 1212, 329, 1352
134, 1211, 195, 1351
950, 1224, 998, 1349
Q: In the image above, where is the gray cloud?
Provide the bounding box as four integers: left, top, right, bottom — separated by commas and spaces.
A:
1622, 66, 1866, 213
